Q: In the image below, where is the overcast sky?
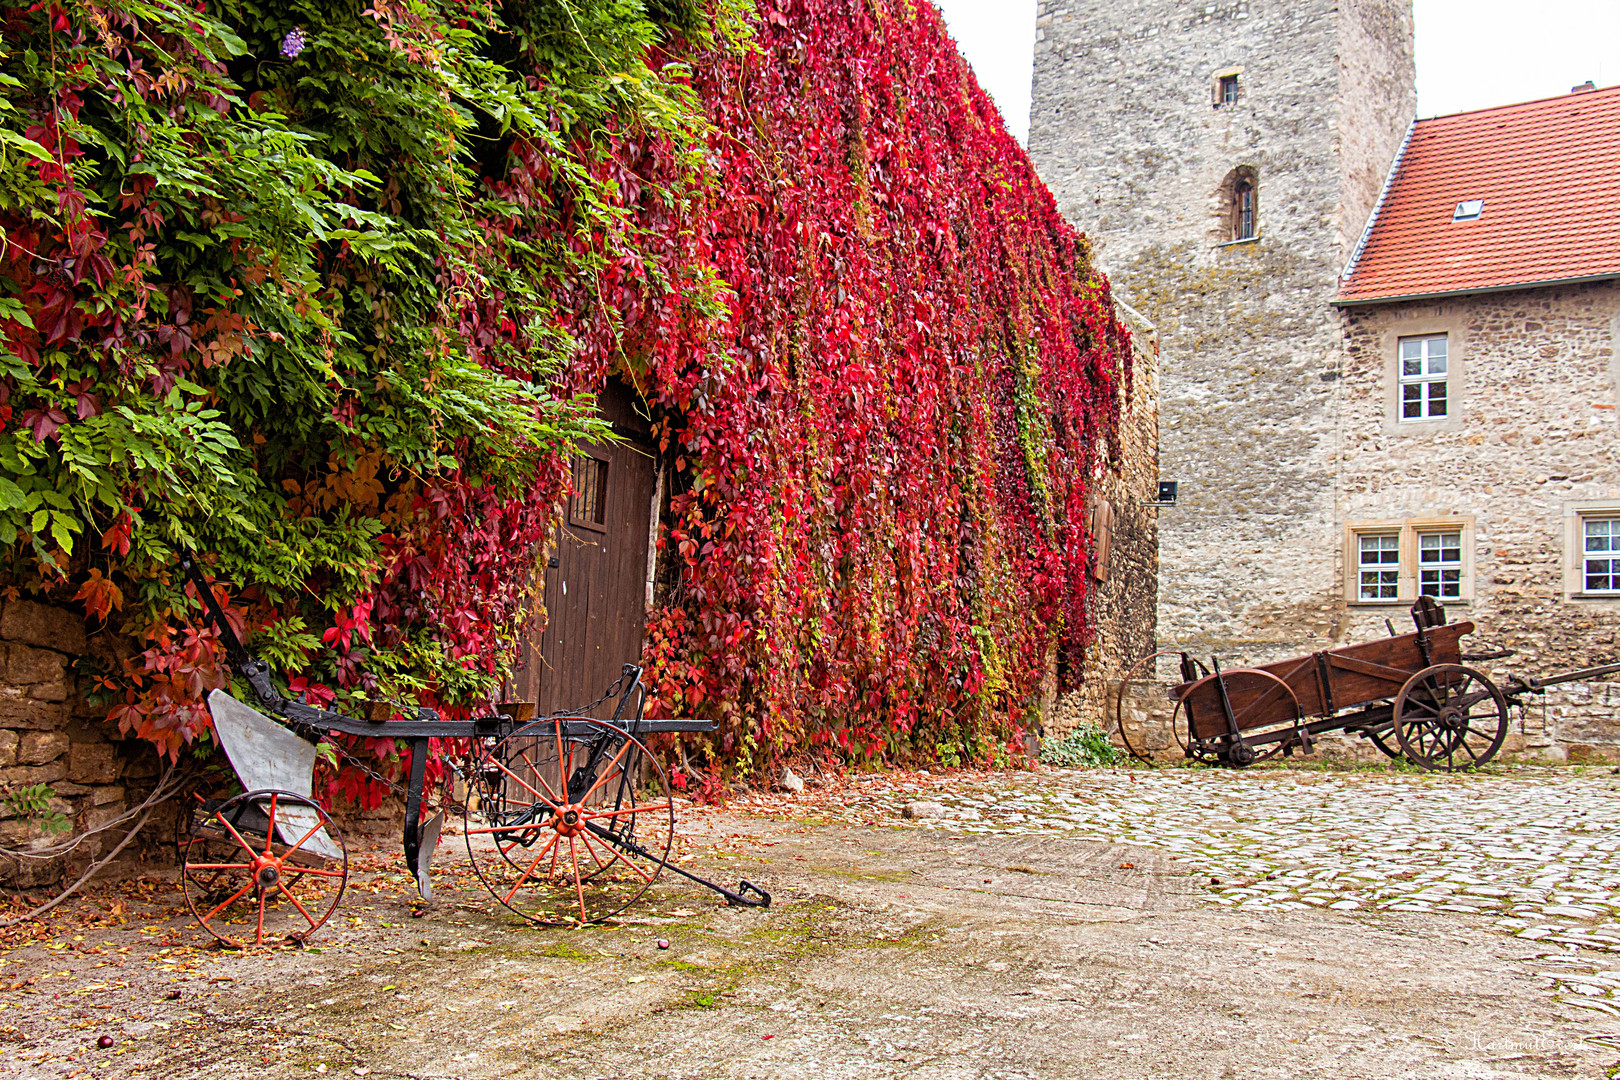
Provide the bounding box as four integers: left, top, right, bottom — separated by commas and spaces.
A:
933, 0, 1620, 144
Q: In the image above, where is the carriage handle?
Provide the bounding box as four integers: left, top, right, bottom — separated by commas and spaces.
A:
182, 557, 281, 709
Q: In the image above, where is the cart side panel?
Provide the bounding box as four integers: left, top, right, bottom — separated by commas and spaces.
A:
1181, 671, 1307, 740
1315, 622, 1470, 711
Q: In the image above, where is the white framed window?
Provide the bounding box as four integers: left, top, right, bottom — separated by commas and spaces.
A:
1348, 518, 1475, 605
1358, 533, 1400, 601
1418, 531, 1463, 599
1399, 334, 1448, 421
1565, 503, 1620, 601
1585, 518, 1619, 594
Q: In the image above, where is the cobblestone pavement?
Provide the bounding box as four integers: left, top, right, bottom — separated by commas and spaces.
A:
791, 764, 1620, 1018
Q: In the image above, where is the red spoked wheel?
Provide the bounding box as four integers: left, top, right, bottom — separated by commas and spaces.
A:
179, 789, 347, 948
462, 717, 674, 926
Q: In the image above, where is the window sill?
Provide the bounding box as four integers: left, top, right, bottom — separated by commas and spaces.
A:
1214, 235, 1260, 249
1350, 598, 1471, 608
1569, 592, 1620, 601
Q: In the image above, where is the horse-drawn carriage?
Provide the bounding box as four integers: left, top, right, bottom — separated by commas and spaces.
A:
176, 559, 767, 948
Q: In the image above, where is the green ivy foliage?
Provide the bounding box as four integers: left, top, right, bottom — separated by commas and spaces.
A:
0, 0, 732, 765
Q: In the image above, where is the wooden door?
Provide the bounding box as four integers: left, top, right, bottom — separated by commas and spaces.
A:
510, 382, 658, 717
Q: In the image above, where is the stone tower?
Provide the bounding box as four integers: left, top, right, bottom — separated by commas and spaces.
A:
1030, 0, 1416, 662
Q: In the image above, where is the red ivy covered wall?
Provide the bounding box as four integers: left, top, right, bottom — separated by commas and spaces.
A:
554, 0, 1133, 772
0, 0, 1130, 808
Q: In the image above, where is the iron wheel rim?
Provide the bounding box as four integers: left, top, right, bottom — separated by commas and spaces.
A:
179, 789, 347, 949
462, 717, 674, 927
1393, 664, 1509, 771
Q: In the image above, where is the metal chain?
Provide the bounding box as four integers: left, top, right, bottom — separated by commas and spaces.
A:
320, 736, 411, 798
544, 672, 627, 720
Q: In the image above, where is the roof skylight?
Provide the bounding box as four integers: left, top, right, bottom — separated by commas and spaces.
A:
1452, 200, 1484, 221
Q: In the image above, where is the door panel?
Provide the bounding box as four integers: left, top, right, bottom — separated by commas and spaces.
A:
510, 381, 657, 717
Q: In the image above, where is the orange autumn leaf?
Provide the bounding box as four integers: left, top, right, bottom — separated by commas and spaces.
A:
73, 568, 124, 621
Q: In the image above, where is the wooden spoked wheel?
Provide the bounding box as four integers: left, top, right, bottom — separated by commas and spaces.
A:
1180, 667, 1303, 767
1393, 664, 1510, 771
462, 717, 674, 926
179, 789, 347, 948
1364, 723, 1404, 760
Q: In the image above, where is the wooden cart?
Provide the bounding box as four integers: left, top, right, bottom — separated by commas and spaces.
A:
1162, 597, 1618, 770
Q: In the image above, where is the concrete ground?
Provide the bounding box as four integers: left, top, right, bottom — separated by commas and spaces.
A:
4, 764, 1620, 1079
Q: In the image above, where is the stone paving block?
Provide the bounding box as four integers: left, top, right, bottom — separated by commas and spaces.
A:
0, 693, 70, 730
27, 680, 68, 702
4, 643, 67, 684
0, 760, 67, 785
862, 765, 1620, 976
69, 741, 120, 784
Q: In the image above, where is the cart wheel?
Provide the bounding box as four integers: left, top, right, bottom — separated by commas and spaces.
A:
179, 789, 347, 948
1180, 667, 1303, 768
1393, 664, 1509, 771
1226, 740, 1258, 767
1114, 650, 1187, 765
1177, 703, 1221, 764
1365, 724, 1404, 760
462, 717, 674, 926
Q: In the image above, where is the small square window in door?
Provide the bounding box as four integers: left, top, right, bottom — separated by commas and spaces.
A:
569, 453, 609, 530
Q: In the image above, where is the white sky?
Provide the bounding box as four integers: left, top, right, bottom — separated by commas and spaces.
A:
933, 0, 1620, 144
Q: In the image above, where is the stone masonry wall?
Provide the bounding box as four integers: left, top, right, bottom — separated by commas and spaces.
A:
1046, 301, 1161, 739
1031, 0, 1415, 670
0, 600, 168, 888
1339, 283, 1620, 760
1030, 0, 1619, 763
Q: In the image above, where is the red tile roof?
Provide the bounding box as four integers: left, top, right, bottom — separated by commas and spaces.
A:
1336, 84, 1620, 305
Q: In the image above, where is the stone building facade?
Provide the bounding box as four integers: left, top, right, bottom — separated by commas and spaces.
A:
0, 601, 165, 886
1031, 2, 1620, 759
1047, 300, 1162, 736
1031, 0, 1415, 669
1331, 84, 1620, 758
1335, 283, 1620, 758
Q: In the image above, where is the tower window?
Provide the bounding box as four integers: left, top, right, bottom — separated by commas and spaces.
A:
1233, 180, 1255, 240
1212, 67, 1244, 107
1217, 167, 1260, 244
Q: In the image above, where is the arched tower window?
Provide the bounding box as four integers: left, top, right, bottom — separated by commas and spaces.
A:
1218, 166, 1259, 242
1233, 180, 1255, 239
